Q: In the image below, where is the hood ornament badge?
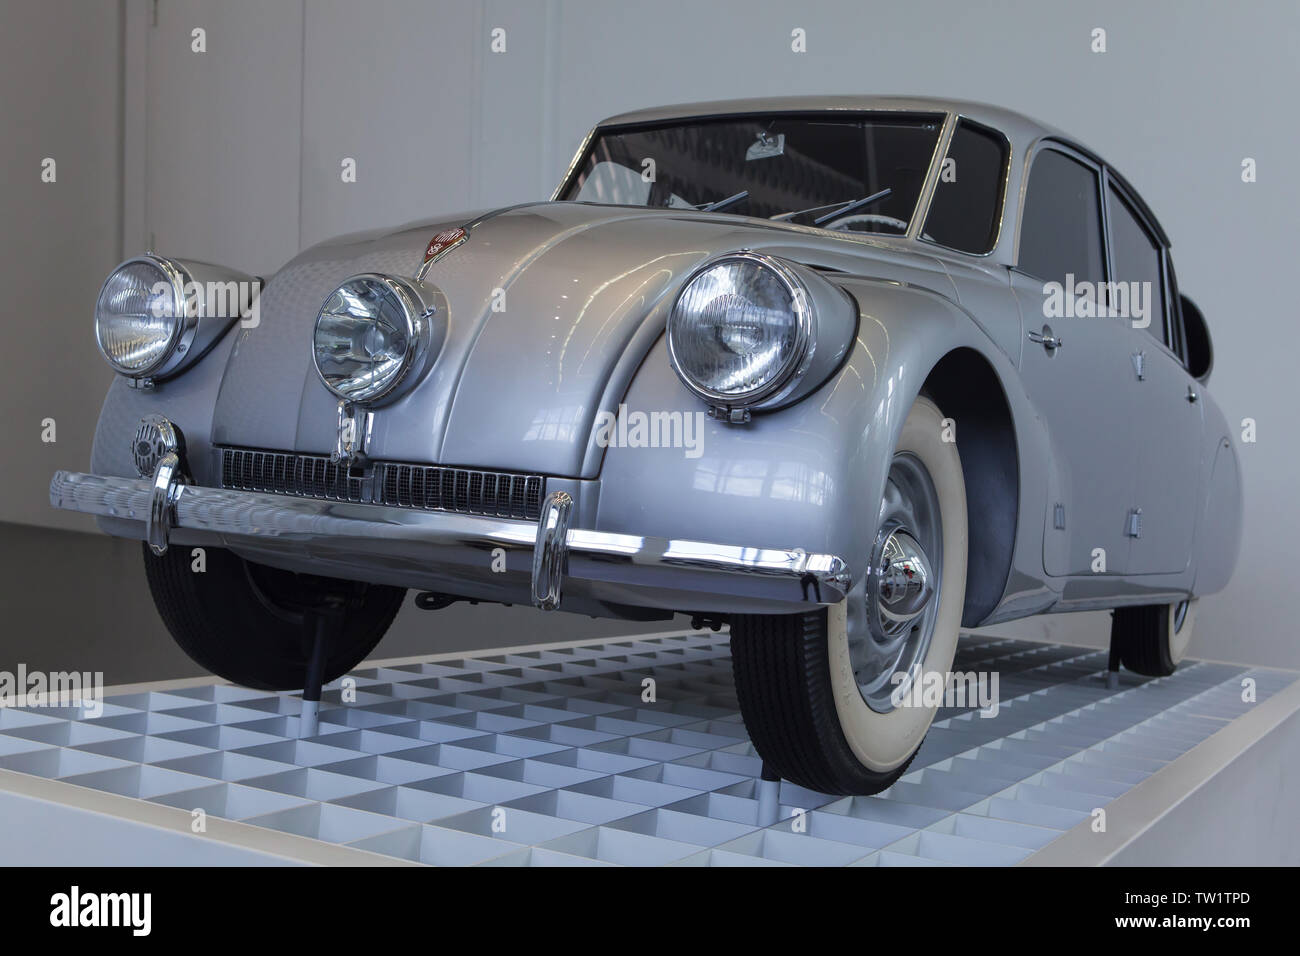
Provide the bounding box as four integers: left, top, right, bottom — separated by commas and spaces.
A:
416, 226, 467, 280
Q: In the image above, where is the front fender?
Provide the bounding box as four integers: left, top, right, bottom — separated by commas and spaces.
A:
593, 279, 1015, 608
91, 329, 239, 484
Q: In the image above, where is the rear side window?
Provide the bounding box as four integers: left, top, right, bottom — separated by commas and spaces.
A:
922, 120, 1008, 254
1017, 149, 1105, 284
1107, 188, 1168, 344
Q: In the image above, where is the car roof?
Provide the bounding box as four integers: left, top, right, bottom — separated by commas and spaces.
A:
596, 95, 1069, 146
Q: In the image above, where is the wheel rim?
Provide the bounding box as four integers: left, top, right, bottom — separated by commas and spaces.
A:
242, 559, 364, 623
1173, 599, 1190, 634
854, 452, 943, 713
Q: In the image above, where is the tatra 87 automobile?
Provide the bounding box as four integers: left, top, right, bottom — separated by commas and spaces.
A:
52, 96, 1240, 794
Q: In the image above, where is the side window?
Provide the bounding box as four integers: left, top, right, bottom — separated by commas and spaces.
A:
1017, 149, 1105, 285
922, 120, 1009, 254
574, 161, 650, 205
1107, 188, 1168, 345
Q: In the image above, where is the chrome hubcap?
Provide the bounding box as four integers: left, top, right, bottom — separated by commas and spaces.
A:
876, 530, 934, 627
853, 453, 943, 713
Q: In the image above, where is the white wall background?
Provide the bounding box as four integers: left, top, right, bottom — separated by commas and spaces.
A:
0, 0, 123, 532
4, 0, 1298, 667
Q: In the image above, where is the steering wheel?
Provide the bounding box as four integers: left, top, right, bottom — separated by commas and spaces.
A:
824, 212, 909, 233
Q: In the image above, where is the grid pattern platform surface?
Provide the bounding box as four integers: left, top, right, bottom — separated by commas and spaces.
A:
0, 632, 1291, 866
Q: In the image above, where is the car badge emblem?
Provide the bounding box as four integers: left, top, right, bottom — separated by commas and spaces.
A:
416, 226, 467, 280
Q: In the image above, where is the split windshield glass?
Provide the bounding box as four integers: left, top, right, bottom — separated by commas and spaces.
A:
561, 113, 943, 235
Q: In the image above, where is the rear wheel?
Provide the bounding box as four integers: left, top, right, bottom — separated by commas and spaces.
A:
142, 543, 405, 690
1111, 598, 1195, 677
730, 396, 968, 794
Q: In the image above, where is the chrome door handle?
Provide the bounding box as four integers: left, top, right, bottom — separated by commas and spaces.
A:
1028, 325, 1063, 353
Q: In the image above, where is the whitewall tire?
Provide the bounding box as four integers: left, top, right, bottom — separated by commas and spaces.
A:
730, 396, 968, 794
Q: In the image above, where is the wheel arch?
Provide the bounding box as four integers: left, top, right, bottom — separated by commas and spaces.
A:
921, 347, 1020, 628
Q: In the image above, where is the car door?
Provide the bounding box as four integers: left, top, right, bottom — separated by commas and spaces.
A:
1104, 179, 1204, 575
1011, 144, 1137, 577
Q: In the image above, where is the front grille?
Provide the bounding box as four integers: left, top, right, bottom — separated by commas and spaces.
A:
221, 448, 364, 502
376, 462, 544, 519
219, 447, 545, 520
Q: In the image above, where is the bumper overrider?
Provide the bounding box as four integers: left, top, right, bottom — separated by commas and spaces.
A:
48, 434, 851, 617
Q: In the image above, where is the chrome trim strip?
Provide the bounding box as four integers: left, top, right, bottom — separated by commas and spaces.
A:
532, 490, 573, 610
552, 127, 597, 201
906, 112, 956, 242
50, 470, 851, 609
462, 201, 557, 231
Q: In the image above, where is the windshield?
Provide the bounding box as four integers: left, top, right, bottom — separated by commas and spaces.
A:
559, 112, 944, 235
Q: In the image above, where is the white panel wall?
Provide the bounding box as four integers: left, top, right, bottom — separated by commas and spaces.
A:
7, 0, 1297, 667
299, 0, 481, 247
145, 0, 303, 275
0, 0, 123, 532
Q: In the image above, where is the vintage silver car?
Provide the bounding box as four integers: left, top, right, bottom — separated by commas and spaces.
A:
51, 96, 1240, 794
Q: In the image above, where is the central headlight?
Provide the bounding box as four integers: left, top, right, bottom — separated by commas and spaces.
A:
313, 274, 440, 404
667, 253, 814, 407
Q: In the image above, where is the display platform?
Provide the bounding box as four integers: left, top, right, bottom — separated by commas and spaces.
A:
1, 629, 1297, 866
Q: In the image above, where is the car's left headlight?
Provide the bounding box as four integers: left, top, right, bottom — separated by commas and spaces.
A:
667, 252, 856, 414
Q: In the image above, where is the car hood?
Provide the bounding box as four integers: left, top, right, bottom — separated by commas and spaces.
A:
211, 201, 952, 478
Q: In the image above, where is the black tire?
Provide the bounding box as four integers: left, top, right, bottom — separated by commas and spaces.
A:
142, 542, 406, 690
730, 610, 920, 794
1112, 599, 1195, 677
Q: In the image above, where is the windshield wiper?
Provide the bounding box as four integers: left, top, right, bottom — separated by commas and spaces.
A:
770, 187, 893, 224
695, 190, 749, 213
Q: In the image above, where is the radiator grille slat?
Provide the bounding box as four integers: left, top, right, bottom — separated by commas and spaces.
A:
219, 448, 546, 520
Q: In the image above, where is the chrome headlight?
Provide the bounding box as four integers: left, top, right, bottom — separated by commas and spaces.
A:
667, 253, 814, 407
95, 253, 255, 382
94, 255, 191, 378
313, 274, 442, 404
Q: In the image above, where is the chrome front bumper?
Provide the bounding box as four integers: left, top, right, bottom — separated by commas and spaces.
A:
49, 469, 851, 613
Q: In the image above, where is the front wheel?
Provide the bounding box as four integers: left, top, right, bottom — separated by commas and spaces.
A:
142, 543, 406, 690
730, 396, 969, 794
